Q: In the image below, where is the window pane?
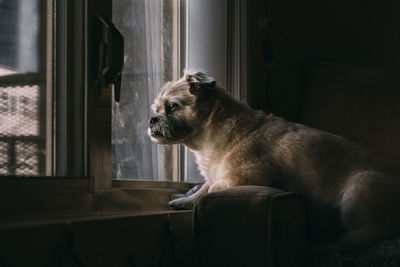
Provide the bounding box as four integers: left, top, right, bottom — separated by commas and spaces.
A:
0, 86, 39, 136
15, 141, 40, 175
0, 88, 45, 177
0, 141, 8, 175
0, 0, 39, 75
0, 86, 43, 175
112, 0, 179, 180
0, 0, 50, 176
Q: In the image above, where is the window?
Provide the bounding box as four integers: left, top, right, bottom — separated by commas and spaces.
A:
111, 0, 238, 184
0, 0, 52, 176
0, 0, 243, 184
112, 0, 182, 181
0, 0, 88, 178
0, 0, 247, 206
0, 0, 249, 223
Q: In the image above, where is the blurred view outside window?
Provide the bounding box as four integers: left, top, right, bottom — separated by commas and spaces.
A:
112, 0, 204, 183
0, 0, 50, 176
112, 0, 180, 181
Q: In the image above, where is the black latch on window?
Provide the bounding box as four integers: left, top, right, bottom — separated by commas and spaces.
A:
94, 16, 124, 102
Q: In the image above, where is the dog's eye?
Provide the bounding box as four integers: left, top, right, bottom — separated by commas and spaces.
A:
166, 103, 179, 113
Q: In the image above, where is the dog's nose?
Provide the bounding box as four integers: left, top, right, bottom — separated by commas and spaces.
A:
149, 117, 159, 125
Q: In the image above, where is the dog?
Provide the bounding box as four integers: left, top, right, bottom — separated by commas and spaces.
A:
148, 70, 400, 252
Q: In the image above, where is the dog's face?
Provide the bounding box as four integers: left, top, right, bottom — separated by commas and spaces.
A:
148, 71, 217, 145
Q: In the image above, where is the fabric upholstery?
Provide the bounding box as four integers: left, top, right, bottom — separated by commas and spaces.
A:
308, 237, 400, 267
194, 186, 307, 267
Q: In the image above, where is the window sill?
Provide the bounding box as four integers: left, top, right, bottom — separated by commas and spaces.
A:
112, 179, 197, 189
1, 177, 195, 225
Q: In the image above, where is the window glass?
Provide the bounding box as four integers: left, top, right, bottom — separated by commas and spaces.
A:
0, 0, 49, 176
0, 0, 39, 75
112, 0, 180, 181
112, 0, 207, 183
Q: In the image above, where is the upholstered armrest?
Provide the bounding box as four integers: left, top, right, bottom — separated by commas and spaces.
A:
194, 186, 308, 267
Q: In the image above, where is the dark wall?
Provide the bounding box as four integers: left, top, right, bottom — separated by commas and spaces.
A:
246, 0, 271, 112
246, 0, 400, 172
261, 0, 400, 120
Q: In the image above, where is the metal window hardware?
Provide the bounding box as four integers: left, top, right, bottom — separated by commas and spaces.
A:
94, 16, 124, 102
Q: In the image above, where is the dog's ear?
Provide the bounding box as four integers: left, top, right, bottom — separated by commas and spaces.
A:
184, 71, 216, 95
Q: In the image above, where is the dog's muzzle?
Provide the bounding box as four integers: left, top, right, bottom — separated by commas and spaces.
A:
148, 115, 193, 142
149, 117, 163, 138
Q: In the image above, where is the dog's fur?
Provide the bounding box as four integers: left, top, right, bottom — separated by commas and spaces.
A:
148, 70, 400, 251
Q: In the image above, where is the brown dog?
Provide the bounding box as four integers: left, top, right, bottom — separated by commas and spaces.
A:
148, 70, 400, 251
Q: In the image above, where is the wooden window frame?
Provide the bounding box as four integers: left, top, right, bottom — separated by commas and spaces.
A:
0, 0, 248, 224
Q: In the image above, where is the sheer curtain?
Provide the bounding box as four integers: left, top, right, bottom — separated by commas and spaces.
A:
112, 0, 179, 181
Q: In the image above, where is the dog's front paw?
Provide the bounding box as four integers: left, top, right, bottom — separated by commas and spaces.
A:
169, 197, 195, 210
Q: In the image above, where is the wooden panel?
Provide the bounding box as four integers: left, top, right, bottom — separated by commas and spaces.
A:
87, 0, 112, 189
0, 211, 196, 267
